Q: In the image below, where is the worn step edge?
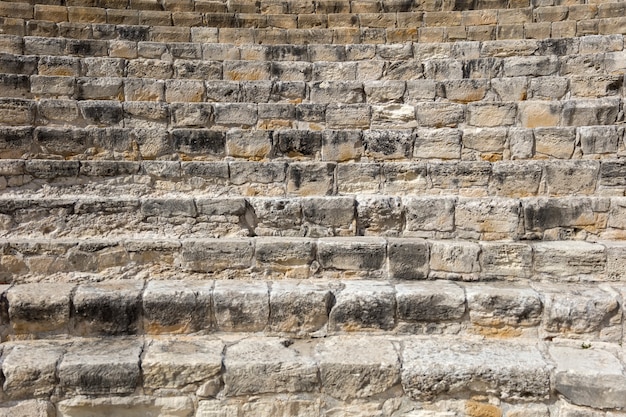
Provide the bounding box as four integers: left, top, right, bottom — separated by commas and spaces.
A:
0, 278, 623, 343
3, 195, 626, 241
0, 334, 625, 412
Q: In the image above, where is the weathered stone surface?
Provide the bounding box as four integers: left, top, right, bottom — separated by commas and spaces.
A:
7, 283, 73, 334
533, 242, 606, 279
143, 280, 212, 334
396, 281, 465, 323
402, 338, 549, 400
181, 239, 254, 272
480, 242, 532, 278
454, 198, 521, 239
269, 280, 333, 335
58, 338, 142, 395
466, 283, 542, 330
57, 396, 194, 417
536, 283, 620, 340
302, 196, 355, 237
73, 280, 143, 336
330, 280, 395, 331
316, 336, 400, 400
223, 337, 318, 395
356, 195, 402, 236
0, 400, 54, 417
318, 237, 386, 271
2, 341, 65, 399
388, 238, 430, 280
213, 281, 269, 332
430, 240, 481, 274
143, 338, 223, 392
403, 197, 455, 234
550, 345, 626, 409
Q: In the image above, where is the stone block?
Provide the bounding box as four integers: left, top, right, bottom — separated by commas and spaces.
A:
224, 337, 318, 395
58, 338, 142, 395
455, 198, 521, 239
318, 237, 386, 271
356, 195, 402, 236
523, 198, 597, 232
533, 242, 606, 278
275, 130, 322, 158
143, 280, 212, 334
430, 240, 481, 274
504, 56, 558, 77
73, 280, 143, 336
321, 130, 363, 162
550, 345, 626, 409
544, 161, 598, 196
269, 280, 333, 334
396, 281, 465, 322
467, 103, 517, 127
226, 129, 271, 160
480, 242, 532, 278
310, 81, 364, 104
414, 128, 461, 159
562, 99, 621, 126
181, 239, 253, 272
326, 104, 371, 129
302, 196, 355, 237
534, 127, 575, 158
329, 281, 396, 331
172, 129, 225, 157
415, 103, 464, 127
402, 338, 549, 400
214, 103, 257, 127
165, 79, 205, 103
466, 283, 542, 329
143, 338, 223, 391
0, 400, 54, 417
388, 238, 430, 280
123, 78, 164, 102
363, 130, 413, 160
286, 162, 335, 196
2, 341, 65, 399
316, 336, 400, 399
213, 281, 268, 332
57, 397, 193, 417
490, 162, 542, 197
7, 283, 73, 335
403, 197, 455, 233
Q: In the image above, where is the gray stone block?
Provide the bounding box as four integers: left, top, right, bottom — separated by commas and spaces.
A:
329, 280, 396, 331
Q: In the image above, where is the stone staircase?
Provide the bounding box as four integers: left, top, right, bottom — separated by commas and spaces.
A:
0, 0, 626, 416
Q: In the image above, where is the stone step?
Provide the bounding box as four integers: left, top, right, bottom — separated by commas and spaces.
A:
3, 158, 626, 198
4, 195, 626, 240
1, 97, 623, 133
0, 122, 624, 161
0, 334, 625, 415
0, 236, 624, 281
1, 277, 624, 342
2, 4, 626, 44
1, 35, 621, 64
1, 70, 624, 104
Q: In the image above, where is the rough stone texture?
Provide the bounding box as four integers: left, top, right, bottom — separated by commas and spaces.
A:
213, 281, 269, 332
402, 338, 550, 401
7, 283, 73, 334
316, 336, 400, 400
269, 280, 333, 335
57, 397, 194, 417
550, 345, 626, 409
223, 337, 318, 395
329, 281, 395, 331
396, 281, 465, 323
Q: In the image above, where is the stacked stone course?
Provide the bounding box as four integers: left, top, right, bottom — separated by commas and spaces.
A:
0, 0, 626, 416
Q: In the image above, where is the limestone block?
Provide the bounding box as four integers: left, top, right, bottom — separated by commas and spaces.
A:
7, 283, 73, 334
302, 196, 355, 237
143, 338, 223, 392
123, 79, 164, 102
405, 80, 437, 102
124, 102, 169, 128
550, 345, 626, 409
326, 104, 371, 129
58, 338, 142, 395
170, 103, 213, 128
0, 400, 54, 417
414, 128, 461, 159
296, 103, 325, 122
503, 56, 558, 77
181, 239, 254, 272
2, 341, 65, 399
455, 198, 521, 239
396, 281, 465, 322
533, 242, 606, 278
415, 102, 464, 127
223, 337, 318, 395
364, 80, 406, 103
79, 100, 123, 126
402, 338, 550, 400
249, 197, 302, 235
322, 130, 363, 162
172, 129, 226, 157
356, 195, 403, 236
143, 280, 212, 334
480, 242, 532, 278
544, 161, 598, 196
269, 280, 333, 334
371, 104, 417, 129
363, 130, 413, 160
224, 61, 271, 81
310, 81, 364, 104
82, 57, 125, 78
518, 102, 562, 128
337, 163, 381, 194
388, 238, 430, 280
467, 103, 517, 127
30, 75, 74, 97
127, 59, 173, 79
229, 161, 286, 186
57, 396, 194, 417
272, 61, 312, 81
430, 240, 481, 274
276, 130, 322, 158
466, 283, 541, 329
214, 103, 257, 128
318, 237, 386, 271
605, 242, 626, 280
316, 336, 400, 399
213, 281, 268, 332
537, 283, 620, 340
329, 280, 396, 331
534, 127, 575, 158
165, 79, 205, 103
489, 162, 542, 197
240, 397, 320, 417
523, 198, 598, 232
0, 98, 34, 126
141, 198, 196, 218
528, 77, 568, 100
286, 162, 335, 196
403, 197, 455, 233
381, 162, 427, 195
562, 99, 621, 127
508, 128, 534, 159
73, 280, 143, 336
